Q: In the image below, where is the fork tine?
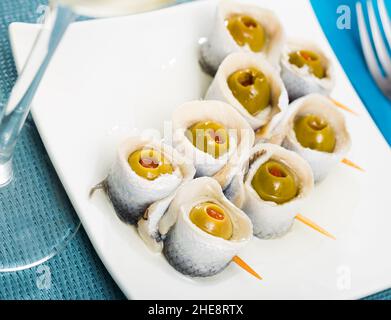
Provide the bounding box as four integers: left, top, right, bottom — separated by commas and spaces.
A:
356, 2, 385, 85
378, 0, 391, 48
367, 0, 391, 76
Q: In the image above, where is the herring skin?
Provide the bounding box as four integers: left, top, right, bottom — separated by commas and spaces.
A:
163, 230, 229, 277
106, 177, 147, 225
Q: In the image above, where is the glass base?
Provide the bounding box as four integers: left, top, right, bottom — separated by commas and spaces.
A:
0, 159, 13, 187
0, 121, 80, 272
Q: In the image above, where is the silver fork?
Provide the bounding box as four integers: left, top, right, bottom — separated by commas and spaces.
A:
356, 0, 391, 100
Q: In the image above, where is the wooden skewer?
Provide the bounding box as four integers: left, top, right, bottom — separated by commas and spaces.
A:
330, 98, 359, 116
295, 214, 336, 240
341, 158, 365, 172
232, 255, 262, 280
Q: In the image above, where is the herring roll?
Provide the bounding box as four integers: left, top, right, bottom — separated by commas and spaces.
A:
158, 177, 253, 277
200, 0, 285, 74
105, 137, 195, 224
205, 53, 289, 136
225, 143, 314, 239
277, 94, 351, 182
280, 40, 335, 101
172, 100, 255, 189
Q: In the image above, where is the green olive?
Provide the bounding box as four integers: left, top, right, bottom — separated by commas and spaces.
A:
185, 121, 230, 159
128, 149, 173, 180
226, 14, 266, 52
189, 202, 233, 240
227, 68, 271, 116
251, 160, 298, 204
288, 50, 325, 79
294, 114, 336, 153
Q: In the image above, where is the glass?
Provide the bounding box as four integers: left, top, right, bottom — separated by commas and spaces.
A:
0, 0, 174, 272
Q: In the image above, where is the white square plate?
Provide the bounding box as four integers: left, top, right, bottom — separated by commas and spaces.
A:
9, 0, 391, 299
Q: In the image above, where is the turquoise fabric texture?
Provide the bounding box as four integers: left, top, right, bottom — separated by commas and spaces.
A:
0, 0, 389, 300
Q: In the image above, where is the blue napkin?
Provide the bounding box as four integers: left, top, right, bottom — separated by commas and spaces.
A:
311, 0, 391, 145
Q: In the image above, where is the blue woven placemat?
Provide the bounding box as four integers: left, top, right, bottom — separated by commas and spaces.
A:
0, 0, 389, 300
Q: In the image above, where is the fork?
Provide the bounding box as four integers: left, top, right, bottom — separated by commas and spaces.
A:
356, 0, 391, 100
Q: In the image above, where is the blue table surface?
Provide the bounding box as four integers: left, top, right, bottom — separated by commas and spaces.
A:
0, 0, 389, 300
